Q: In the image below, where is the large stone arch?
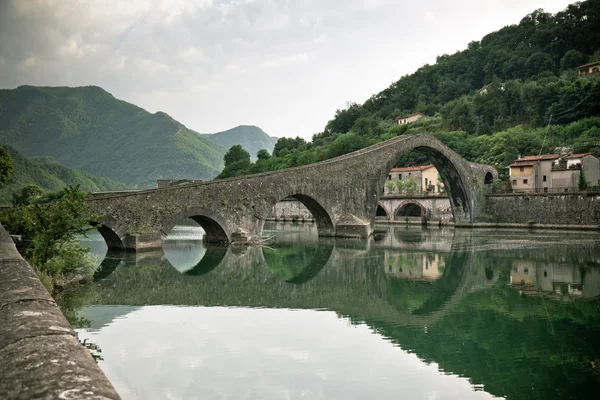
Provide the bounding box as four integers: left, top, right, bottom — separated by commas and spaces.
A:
163, 206, 231, 244
265, 193, 335, 237
371, 136, 480, 226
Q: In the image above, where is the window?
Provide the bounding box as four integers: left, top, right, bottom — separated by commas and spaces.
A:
512, 179, 517, 185
513, 266, 518, 272
388, 174, 391, 180
425, 178, 428, 186
399, 174, 402, 181
519, 167, 524, 172
543, 175, 547, 182
524, 268, 529, 275
523, 179, 528, 184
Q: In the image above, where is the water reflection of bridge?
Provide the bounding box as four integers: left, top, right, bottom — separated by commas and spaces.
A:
87, 227, 600, 400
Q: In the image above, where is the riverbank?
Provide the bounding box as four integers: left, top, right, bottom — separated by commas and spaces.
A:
0, 223, 120, 399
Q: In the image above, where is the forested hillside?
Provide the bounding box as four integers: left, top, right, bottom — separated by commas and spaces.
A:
217, 0, 600, 180
0, 86, 226, 187
201, 125, 277, 160
0, 145, 129, 204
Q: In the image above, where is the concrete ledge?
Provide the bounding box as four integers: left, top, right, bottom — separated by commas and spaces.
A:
0, 223, 120, 400
461, 222, 600, 231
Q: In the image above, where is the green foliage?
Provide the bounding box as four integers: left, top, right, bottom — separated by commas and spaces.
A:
12, 184, 44, 205
560, 49, 587, 71
0, 145, 129, 204
0, 185, 99, 292
0, 86, 225, 187
404, 178, 419, 194
223, 145, 250, 167
385, 181, 395, 194
579, 169, 588, 190
273, 136, 307, 157
256, 149, 271, 160
0, 145, 13, 185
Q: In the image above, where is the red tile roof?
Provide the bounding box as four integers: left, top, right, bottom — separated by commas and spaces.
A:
509, 161, 538, 167
516, 154, 560, 161
576, 61, 600, 70
391, 164, 435, 172
564, 153, 591, 159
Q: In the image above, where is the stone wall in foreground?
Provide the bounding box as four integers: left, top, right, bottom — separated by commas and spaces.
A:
0, 224, 120, 400
485, 193, 600, 227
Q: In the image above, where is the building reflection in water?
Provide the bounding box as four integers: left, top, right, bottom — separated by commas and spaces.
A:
510, 260, 600, 299
384, 251, 445, 281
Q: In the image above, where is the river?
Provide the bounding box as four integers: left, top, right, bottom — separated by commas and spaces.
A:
62, 222, 600, 400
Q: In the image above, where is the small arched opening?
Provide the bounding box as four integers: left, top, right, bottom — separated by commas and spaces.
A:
396, 203, 425, 218
484, 172, 494, 185
376, 204, 389, 219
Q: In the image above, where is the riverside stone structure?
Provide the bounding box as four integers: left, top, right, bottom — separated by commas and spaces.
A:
89, 134, 497, 251
0, 224, 120, 400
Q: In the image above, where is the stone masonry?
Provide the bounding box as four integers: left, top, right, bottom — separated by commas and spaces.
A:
88, 134, 497, 250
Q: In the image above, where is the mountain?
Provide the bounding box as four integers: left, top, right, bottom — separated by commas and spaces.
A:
202, 125, 277, 159
216, 0, 600, 180
0, 145, 130, 204
0, 86, 226, 188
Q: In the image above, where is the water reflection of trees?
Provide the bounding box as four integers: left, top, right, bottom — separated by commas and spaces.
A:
65, 226, 600, 400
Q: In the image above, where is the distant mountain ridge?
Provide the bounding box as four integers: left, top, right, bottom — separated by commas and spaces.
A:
202, 125, 277, 159
0, 85, 226, 188
0, 145, 130, 204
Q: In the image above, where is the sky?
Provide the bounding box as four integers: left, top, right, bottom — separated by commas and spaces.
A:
0, 0, 575, 139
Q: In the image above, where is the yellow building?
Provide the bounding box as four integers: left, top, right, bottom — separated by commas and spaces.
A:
386, 164, 445, 194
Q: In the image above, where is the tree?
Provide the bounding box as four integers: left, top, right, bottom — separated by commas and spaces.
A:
579, 169, 588, 190
525, 52, 554, 76
560, 50, 587, 71
223, 145, 250, 167
13, 184, 44, 206
386, 181, 395, 194
256, 149, 271, 160
404, 178, 419, 194
0, 146, 13, 186
273, 137, 306, 157
0, 185, 98, 292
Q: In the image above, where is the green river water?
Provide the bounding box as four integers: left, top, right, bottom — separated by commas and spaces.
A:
61, 222, 600, 400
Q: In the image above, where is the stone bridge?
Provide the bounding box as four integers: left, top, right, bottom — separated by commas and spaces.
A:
89, 134, 497, 251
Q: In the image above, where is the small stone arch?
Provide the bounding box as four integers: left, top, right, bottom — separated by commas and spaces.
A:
164, 207, 231, 244
484, 172, 494, 185
268, 193, 334, 237
395, 201, 426, 218
376, 203, 390, 218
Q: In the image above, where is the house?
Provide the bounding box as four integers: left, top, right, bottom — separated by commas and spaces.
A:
394, 112, 425, 125
509, 154, 560, 192
385, 164, 445, 194
385, 252, 444, 281
508, 153, 600, 192
576, 60, 600, 77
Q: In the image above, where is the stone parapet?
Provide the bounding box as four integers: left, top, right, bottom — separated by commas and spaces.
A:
0, 223, 120, 400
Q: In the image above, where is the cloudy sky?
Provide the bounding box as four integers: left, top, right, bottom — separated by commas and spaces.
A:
0, 0, 573, 139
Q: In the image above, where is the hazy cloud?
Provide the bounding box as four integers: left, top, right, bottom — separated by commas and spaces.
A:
0, 0, 574, 139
